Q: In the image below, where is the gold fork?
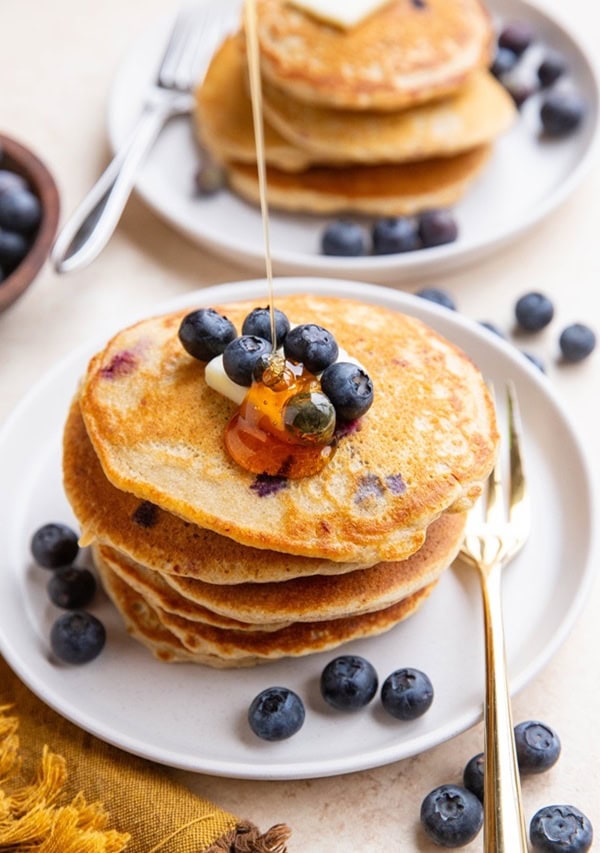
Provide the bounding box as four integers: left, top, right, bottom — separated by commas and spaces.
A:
459, 381, 531, 852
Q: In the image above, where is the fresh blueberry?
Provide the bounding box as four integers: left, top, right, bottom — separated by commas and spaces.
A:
248, 686, 305, 741
47, 567, 97, 609
371, 217, 420, 254
31, 523, 79, 570
178, 308, 237, 361
514, 720, 561, 774
223, 335, 272, 386
242, 306, 290, 346
50, 611, 106, 664
0, 229, 29, 271
284, 324, 339, 374
522, 351, 547, 373
515, 292, 554, 331
380, 667, 434, 720
420, 784, 483, 847
283, 391, 336, 442
541, 92, 586, 137
416, 287, 456, 310
320, 361, 374, 421
537, 52, 568, 88
498, 21, 535, 56
418, 209, 459, 248
559, 323, 596, 362
320, 654, 378, 711
194, 156, 225, 196
491, 46, 519, 78
463, 752, 485, 802
530, 804, 593, 852
0, 169, 28, 196
321, 220, 368, 257
0, 188, 42, 233
479, 321, 507, 339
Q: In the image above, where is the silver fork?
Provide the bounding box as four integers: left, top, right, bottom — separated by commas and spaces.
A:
51, 2, 237, 274
459, 381, 531, 852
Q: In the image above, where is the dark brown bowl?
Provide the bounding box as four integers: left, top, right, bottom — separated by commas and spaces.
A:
0, 133, 60, 312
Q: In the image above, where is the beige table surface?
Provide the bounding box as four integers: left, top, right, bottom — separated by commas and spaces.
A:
2, 0, 599, 849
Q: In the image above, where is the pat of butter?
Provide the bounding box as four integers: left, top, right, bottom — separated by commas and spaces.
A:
289, 0, 391, 29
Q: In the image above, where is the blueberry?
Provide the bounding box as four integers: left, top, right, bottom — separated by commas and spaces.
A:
537, 52, 568, 88
420, 784, 483, 847
530, 804, 593, 852
50, 611, 106, 664
491, 46, 519, 78
418, 209, 459, 248
0, 188, 42, 233
463, 752, 485, 802
505, 80, 536, 109
194, 157, 225, 196
0, 169, 28, 196
248, 686, 305, 741
559, 323, 596, 362
416, 287, 456, 310
523, 351, 547, 373
242, 306, 290, 346
222, 335, 272, 386
479, 321, 507, 339
541, 92, 586, 137
320, 654, 378, 711
0, 229, 29, 271
371, 217, 420, 254
283, 391, 336, 442
320, 361, 374, 421
515, 292, 554, 331
498, 21, 535, 56
178, 308, 237, 361
321, 220, 368, 256
380, 667, 433, 720
514, 720, 561, 774
284, 324, 339, 374
31, 523, 79, 569
47, 567, 97, 609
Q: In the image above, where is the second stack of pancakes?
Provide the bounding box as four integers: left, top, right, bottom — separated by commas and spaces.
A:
194, 0, 517, 215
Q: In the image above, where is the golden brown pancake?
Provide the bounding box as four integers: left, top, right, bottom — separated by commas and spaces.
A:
78, 295, 498, 565
254, 0, 494, 110
226, 145, 491, 215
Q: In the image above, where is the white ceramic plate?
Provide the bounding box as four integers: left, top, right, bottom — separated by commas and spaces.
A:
106, 0, 599, 283
0, 278, 595, 780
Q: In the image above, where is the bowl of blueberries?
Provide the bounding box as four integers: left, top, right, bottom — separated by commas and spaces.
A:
0, 133, 60, 312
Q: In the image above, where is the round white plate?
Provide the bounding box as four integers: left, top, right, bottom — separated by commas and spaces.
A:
0, 278, 595, 780
107, 0, 599, 283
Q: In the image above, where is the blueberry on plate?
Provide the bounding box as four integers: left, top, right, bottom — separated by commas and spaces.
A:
491, 46, 519, 79
50, 611, 106, 664
47, 567, 97, 609
479, 321, 507, 339
559, 323, 596, 363
522, 351, 547, 373
223, 335, 272, 386
178, 308, 237, 361
515, 291, 554, 331
242, 306, 290, 346
0, 187, 42, 233
514, 720, 561, 774
537, 51, 568, 88
371, 217, 420, 254
380, 667, 434, 720
415, 287, 456, 310
420, 784, 483, 847
463, 752, 485, 802
284, 323, 339, 374
418, 209, 459, 248
540, 91, 586, 137
31, 522, 79, 569
248, 686, 305, 741
321, 220, 368, 257
320, 654, 378, 711
530, 804, 593, 852
498, 21, 535, 57
320, 361, 374, 422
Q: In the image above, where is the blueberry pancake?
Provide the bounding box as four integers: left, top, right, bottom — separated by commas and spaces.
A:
78, 294, 498, 565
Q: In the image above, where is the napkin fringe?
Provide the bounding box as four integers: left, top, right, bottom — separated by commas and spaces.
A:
207, 819, 292, 852
0, 704, 130, 852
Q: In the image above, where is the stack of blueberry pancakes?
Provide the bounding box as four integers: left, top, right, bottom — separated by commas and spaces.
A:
63, 294, 498, 668
194, 0, 516, 215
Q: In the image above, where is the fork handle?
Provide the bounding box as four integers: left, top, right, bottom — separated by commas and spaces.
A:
51, 93, 189, 274
480, 563, 528, 852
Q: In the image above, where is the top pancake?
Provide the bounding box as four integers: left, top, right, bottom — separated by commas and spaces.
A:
254, 0, 494, 110
78, 294, 498, 564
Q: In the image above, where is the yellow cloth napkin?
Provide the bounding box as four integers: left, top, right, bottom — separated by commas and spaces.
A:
0, 656, 291, 852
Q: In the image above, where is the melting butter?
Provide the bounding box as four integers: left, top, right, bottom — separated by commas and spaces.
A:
289, 0, 391, 28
